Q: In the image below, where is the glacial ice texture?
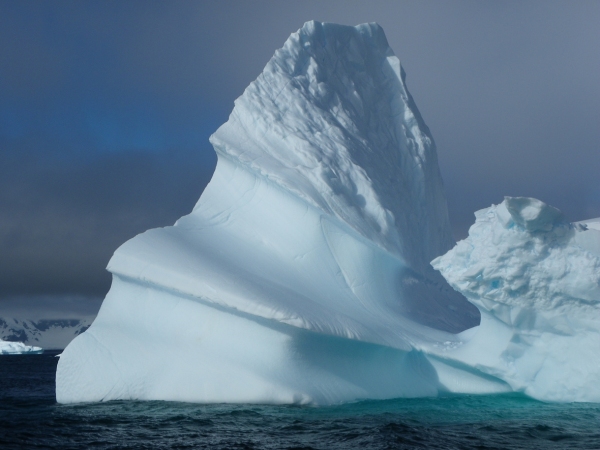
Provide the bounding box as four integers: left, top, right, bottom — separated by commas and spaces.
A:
56, 21, 599, 404
431, 197, 600, 401
57, 21, 481, 404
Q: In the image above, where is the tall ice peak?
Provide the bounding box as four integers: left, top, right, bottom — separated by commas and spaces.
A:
210, 21, 453, 270
56, 22, 485, 406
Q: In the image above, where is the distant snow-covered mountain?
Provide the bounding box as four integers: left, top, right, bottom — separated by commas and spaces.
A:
0, 317, 93, 350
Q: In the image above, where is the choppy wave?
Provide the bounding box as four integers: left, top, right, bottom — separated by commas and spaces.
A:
1, 352, 599, 449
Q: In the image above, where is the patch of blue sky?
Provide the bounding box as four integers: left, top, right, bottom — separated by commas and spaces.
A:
0, 104, 28, 140
0, 93, 226, 168
83, 106, 167, 153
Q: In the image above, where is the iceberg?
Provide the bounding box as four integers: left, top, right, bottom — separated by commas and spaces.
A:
56, 21, 599, 404
0, 339, 43, 354
430, 197, 600, 402
57, 21, 478, 404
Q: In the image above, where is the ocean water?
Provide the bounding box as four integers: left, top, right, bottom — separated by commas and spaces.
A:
1, 352, 599, 449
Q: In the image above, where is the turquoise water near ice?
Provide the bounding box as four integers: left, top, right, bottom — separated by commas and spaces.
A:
1, 352, 599, 449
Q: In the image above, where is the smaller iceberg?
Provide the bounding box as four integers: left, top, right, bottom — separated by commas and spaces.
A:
0, 339, 43, 355
431, 197, 600, 402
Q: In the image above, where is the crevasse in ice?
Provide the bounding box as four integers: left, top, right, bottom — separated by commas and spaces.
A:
56, 21, 600, 404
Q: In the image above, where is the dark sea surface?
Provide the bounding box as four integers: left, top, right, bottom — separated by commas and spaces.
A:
1, 352, 599, 449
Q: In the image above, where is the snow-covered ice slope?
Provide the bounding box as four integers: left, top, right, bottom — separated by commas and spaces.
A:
0, 339, 43, 355
431, 197, 600, 401
57, 21, 479, 404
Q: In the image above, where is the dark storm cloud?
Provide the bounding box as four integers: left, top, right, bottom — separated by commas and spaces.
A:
0, 1, 598, 309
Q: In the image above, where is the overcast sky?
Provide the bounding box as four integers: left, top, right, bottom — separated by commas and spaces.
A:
1, 1, 599, 316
